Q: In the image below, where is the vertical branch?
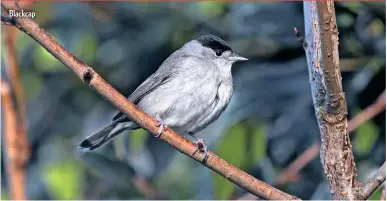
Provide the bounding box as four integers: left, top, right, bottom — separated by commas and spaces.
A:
4, 24, 30, 167
5, 26, 25, 124
2, 3, 32, 198
1, 81, 27, 200
303, 1, 360, 200
4, 0, 31, 166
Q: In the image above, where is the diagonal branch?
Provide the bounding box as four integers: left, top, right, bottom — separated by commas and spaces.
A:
276, 90, 386, 185
359, 162, 386, 200
1, 15, 16, 26
1, 2, 300, 200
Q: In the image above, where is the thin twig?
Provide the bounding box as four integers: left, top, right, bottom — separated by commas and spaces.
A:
359, 162, 386, 200
276, 90, 386, 185
133, 176, 169, 199
275, 143, 320, 185
293, 27, 307, 49
1, 81, 27, 200
1, 2, 300, 200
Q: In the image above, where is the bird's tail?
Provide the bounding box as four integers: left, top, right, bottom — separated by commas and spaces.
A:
79, 120, 131, 151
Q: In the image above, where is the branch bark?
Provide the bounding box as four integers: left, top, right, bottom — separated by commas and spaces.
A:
303, 1, 360, 200
358, 162, 386, 200
6, 18, 26, 126
1, 2, 300, 200
2, 3, 31, 198
276, 90, 386, 185
4, 18, 30, 173
381, 185, 386, 201
1, 81, 27, 200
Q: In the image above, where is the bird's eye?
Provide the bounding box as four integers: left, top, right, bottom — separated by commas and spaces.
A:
215, 49, 222, 56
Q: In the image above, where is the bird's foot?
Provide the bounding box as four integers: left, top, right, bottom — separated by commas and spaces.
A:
189, 132, 209, 163
155, 114, 166, 138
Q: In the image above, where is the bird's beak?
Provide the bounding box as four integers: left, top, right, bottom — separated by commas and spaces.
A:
229, 53, 248, 62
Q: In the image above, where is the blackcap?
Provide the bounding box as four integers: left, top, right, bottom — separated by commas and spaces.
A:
79, 35, 248, 162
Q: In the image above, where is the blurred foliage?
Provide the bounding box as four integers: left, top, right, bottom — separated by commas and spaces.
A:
43, 160, 81, 200
129, 129, 148, 153
1, 192, 9, 200
353, 108, 379, 154
1, 1, 385, 200
369, 187, 383, 200
196, 2, 228, 18
213, 121, 266, 199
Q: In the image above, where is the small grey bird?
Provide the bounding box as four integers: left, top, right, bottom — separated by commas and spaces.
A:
79, 35, 248, 161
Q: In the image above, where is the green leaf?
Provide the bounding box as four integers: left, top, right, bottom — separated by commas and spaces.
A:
250, 122, 266, 164
130, 129, 148, 153
213, 122, 248, 199
73, 33, 98, 63
353, 110, 379, 154
20, 69, 44, 99
1, 191, 9, 200
33, 31, 67, 73
156, 162, 195, 199
369, 187, 382, 200
33, 45, 66, 73
16, 31, 35, 55
369, 19, 384, 36
196, 2, 228, 17
80, 152, 135, 187
42, 160, 81, 200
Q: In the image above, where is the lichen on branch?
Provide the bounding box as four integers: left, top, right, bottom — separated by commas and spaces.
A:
303, 1, 360, 200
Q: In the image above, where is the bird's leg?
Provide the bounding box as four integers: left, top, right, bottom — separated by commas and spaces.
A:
188, 132, 209, 163
155, 113, 166, 138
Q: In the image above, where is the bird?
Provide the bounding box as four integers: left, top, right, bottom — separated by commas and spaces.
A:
79, 34, 248, 162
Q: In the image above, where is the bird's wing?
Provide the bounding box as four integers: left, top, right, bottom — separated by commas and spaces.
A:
112, 53, 187, 121
112, 72, 173, 121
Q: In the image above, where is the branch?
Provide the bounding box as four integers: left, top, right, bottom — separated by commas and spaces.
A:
303, 1, 360, 200
381, 185, 386, 201
1, 15, 16, 26
4, 19, 30, 167
276, 90, 386, 185
5, 7, 27, 126
1, 3, 31, 199
239, 90, 385, 199
133, 175, 169, 199
1, 2, 300, 200
358, 162, 386, 200
1, 81, 28, 200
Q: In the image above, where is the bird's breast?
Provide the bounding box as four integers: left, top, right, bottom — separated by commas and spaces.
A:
137, 67, 232, 134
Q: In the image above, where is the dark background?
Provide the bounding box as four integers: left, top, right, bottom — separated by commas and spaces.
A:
1, 2, 385, 200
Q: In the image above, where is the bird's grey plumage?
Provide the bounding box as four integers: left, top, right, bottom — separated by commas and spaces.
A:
80, 35, 247, 151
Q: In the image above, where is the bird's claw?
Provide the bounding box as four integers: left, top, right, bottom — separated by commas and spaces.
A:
155, 114, 166, 138
189, 132, 209, 163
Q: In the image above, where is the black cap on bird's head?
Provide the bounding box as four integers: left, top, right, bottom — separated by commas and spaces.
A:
196, 34, 248, 62
197, 35, 232, 53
